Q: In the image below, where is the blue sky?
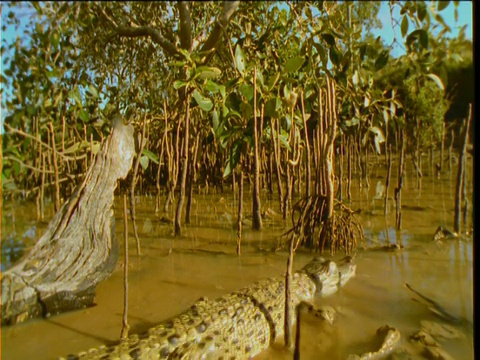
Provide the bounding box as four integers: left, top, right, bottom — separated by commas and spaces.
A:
0, 1, 474, 133
372, 1, 473, 57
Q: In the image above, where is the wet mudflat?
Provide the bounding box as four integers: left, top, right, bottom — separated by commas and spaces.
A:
1, 161, 473, 360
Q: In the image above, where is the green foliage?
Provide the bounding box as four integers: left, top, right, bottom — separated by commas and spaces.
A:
0, 0, 470, 196
403, 74, 448, 146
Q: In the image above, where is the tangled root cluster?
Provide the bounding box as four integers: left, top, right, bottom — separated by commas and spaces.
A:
285, 195, 364, 255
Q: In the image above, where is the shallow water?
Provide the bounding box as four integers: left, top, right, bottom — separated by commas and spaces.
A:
1, 159, 474, 359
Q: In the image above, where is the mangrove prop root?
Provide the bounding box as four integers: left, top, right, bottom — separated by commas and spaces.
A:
284, 195, 363, 255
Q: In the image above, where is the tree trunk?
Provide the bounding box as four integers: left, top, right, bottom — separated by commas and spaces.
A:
1, 119, 135, 325
300, 92, 311, 198
284, 236, 295, 348
252, 69, 262, 230
454, 104, 472, 233
236, 167, 244, 255
174, 96, 191, 236
271, 117, 284, 215
395, 128, 406, 230
384, 145, 392, 215
129, 118, 147, 256
185, 133, 199, 225
155, 108, 168, 214
120, 194, 130, 339
323, 77, 337, 219
48, 122, 61, 212
347, 136, 352, 200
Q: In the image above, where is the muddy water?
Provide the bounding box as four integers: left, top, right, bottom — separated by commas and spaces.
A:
1, 160, 474, 360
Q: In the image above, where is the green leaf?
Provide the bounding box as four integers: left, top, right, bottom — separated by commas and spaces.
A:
401, 16, 409, 38
235, 45, 246, 76
425, 73, 445, 90
329, 46, 342, 66
44, 98, 52, 108
5, 146, 21, 157
223, 139, 243, 178
265, 97, 281, 117
178, 48, 192, 62
12, 161, 21, 175
239, 101, 252, 119
78, 109, 89, 122
27, 105, 37, 115
239, 83, 254, 101
192, 89, 213, 111
68, 88, 82, 105
173, 80, 189, 90
87, 84, 99, 98
374, 50, 389, 70
419, 30, 429, 49
437, 1, 450, 11
170, 60, 186, 67
407, 29, 429, 50
345, 117, 360, 127
417, 2, 427, 22
51, 32, 60, 49
256, 70, 264, 86
139, 155, 149, 170
63, 140, 97, 154
212, 109, 219, 130
267, 73, 280, 92
226, 77, 241, 89
321, 33, 336, 46
194, 66, 222, 80
313, 43, 327, 65
278, 130, 291, 151
284, 56, 305, 73
203, 80, 225, 97
142, 148, 159, 164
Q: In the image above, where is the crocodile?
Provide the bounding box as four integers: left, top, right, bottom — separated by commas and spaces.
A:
62, 256, 356, 360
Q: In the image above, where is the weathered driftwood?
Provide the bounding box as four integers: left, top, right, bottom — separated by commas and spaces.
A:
1, 119, 135, 325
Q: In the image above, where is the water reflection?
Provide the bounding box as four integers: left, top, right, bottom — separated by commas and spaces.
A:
1, 161, 474, 359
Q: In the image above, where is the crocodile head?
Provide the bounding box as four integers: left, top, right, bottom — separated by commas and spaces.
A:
301, 256, 356, 297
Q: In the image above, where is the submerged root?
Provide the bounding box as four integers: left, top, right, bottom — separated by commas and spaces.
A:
284, 195, 364, 255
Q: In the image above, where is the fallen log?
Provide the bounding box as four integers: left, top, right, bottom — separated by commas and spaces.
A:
1, 118, 135, 325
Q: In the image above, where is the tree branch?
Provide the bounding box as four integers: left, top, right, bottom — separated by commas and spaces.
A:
200, 1, 240, 59
178, 1, 192, 51
116, 26, 180, 57
96, 4, 180, 58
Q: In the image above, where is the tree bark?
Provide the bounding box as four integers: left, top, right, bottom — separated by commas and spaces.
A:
454, 104, 472, 233
174, 96, 191, 236
252, 69, 262, 230
271, 117, 284, 215
300, 92, 311, 198
284, 236, 295, 348
395, 128, 406, 230
1, 119, 135, 325
323, 77, 337, 219
120, 194, 130, 339
236, 167, 244, 256
129, 118, 147, 256
185, 133, 200, 224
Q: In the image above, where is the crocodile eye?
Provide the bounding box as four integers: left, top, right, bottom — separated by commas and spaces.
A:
168, 335, 179, 345
196, 322, 207, 333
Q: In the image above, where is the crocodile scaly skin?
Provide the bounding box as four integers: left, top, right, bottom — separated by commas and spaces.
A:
63, 257, 356, 360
